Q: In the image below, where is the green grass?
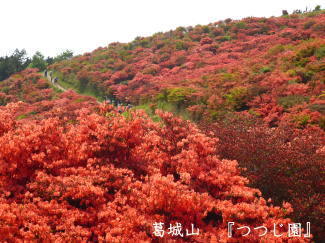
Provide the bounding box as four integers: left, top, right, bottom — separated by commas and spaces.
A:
16, 111, 39, 120
48, 72, 194, 122
49, 70, 194, 121
51, 70, 104, 102
278, 95, 310, 109
133, 101, 192, 122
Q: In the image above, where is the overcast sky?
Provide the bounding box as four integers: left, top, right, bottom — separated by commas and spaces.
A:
0, 0, 323, 57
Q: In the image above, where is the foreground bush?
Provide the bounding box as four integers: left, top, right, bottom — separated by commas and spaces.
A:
0, 103, 307, 242
209, 115, 324, 242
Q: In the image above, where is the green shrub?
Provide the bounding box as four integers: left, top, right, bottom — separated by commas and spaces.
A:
260, 66, 272, 73
117, 49, 133, 62
221, 72, 236, 82
224, 87, 249, 111
288, 80, 298, 84
142, 66, 158, 75
247, 85, 268, 97
306, 12, 318, 17
292, 46, 317, 67
278, 95, 309, 109
157, 87, 194, 110
296, 69, 315, 83
175, 41, 190, 51
167, 88, 190, 103
176, 26, 187, 32
287, 69, 297, 77
312, 23, 325, 31
16, 114, 28, 120
294, 114, 311, 127
209, 110, 229, 121
139, 39, 150, 48
315, 45, 325, 59
268, 44, 285, 56
202, 26, 210, 33
294, 57, 310, 67
234, 21, 247, 30
73, 97, 86, 103
218, 35, 232, 42
1, 86, 10, 94
303, 20, 316, 29
309, 103, 325, 113
297, 46, 316, 58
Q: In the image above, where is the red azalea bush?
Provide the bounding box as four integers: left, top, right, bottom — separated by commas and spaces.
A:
0, 68, 55, 104
0, 104, 308, 242
207, 115, 324, 241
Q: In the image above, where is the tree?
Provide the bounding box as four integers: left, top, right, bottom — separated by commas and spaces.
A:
28, 51, 47, 71
54, 50, 74, 63
282, 10, 289, 16
45, 56, 54, 66
45, 50, 74, 66
314, 5, 321, 11
0, 49, 30, 81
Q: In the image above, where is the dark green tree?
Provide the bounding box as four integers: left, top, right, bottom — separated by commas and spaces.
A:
314, 5, 321, 11
28, 51, 47, 71
46, 50, 74, 66
54, 50, 73, 62
0, 49, 31, 81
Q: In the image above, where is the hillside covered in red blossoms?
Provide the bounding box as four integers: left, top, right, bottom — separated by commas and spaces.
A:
50, 10, 325, 129
0, 8, 324, 242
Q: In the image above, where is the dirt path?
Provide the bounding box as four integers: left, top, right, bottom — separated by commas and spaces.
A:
43, 70, 104, 105
42, 70, 132, 110
43, 71, 67, 92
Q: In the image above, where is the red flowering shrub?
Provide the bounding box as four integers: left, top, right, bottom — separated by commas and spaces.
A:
208, 116, 324, 241
0, 102, 19, 136
0, 106, 307, 242
0, 68, 56, 104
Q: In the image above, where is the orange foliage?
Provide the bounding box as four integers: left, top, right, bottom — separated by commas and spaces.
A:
0, 105, 307, 242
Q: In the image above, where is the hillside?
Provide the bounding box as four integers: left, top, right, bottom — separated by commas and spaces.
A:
0, 69, 304, 242
0, 9, 324, 242
50, 11, 325, 129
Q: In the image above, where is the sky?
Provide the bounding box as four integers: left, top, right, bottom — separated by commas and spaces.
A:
0, 0, 323, 57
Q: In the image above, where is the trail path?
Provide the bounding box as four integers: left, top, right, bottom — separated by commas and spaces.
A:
43, 71, 67, 92
42, 70, 132, 111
